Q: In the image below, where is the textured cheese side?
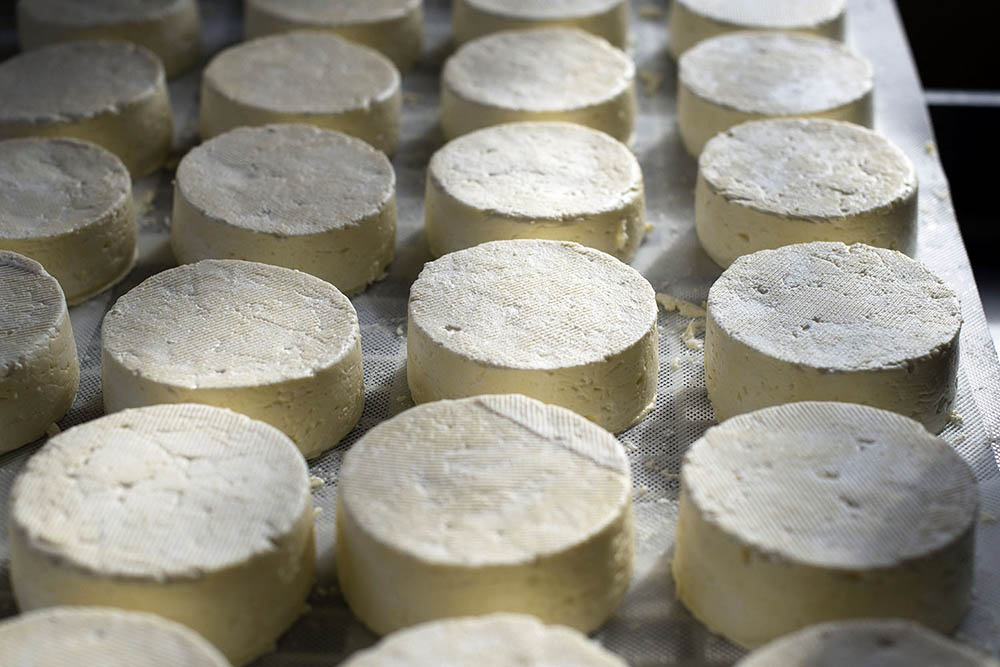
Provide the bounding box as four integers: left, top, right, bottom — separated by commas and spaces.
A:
441, 28, 636, 142
337, 395, 633, 635
342, 614, 628, 666
0, 607, 231, 667
101, 259, 364, 458
200, 32, 402, 153
172, 124, 396, 295
674, 402, 978, 648
696, 119, 918, 267
452, 0, 628, 49
704, 242, 961, 432
0, 137, 137, 304
9, 404, 315, 666
426, 122, 645, 261
0, 251, 78, 453
407, 239, 658, 433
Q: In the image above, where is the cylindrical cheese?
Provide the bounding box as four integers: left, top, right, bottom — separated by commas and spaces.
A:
407, 239, 658, 433
425, 122, 645, 262
452, 0, 629, 49
101, 260, 364, 458
0, 137, 137, 304
674, 402, 978, 648
0, 40, 173, 177
200, 32, 401, 154
172, 124, 396, 296
244, 0, 422, 72
677, 32, 873, 155
696, 119, 918, 267
441, 28, 635, 143
9, 404, 315, 666
337, 395, 633, 635
17, 0, 201, 77
0, 251, 79, 453
705, 242, 961, 433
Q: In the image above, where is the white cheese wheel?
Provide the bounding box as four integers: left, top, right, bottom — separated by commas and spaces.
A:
342, 614, 627, 666
426, 122, 645, 262
696, 119, 918, 267
0, 251, 78, 453
0, 137, 137, 304
9, 404, 314, 666
737, 619, 1000, 667
705, 242, 961, 433
452, 0, 629, 49
407, 239, 658, 433
674, 402, 978, 648
677, 32, 873, 155
101, 259, 364, 458
0, 607, 231, 667
17, 0, 201, 77
244, 0, 422, 72
0, 41, 173, 177
201, 32, 401, 154
172, 124, 396, 295
441, 28, 635, 143
667, 0, 846, 58
336, 395, 633, 635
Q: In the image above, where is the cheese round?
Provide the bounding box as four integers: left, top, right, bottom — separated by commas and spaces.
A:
17, 0, 201, 77
244, 0, 422, 72
336, 395, 633, 635
667, 0, 846, 58
737, 619, 1000, 667
101, 259, 364, 458
677, 32, 873, 155
201, 32, 401, 154
0, 607, 231, 667
696, 119, 918, 268
9, 404, 315, 666
674, 402, 978, 649
0, 41, 173, 177
426, 122, 645, 262
452, 0, 629, 49
705, 242, 961, 433
0, 138, 137, 304
342, 614, 628, 666
407, 239, 658, 433
441, 28, 635, 143
172, 124, 396, 295
0, 251, 78, 453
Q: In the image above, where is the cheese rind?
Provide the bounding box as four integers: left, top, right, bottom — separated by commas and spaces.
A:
736, 619, 1000, 667
0, 41, 173, 176
17, 0, 201, 77
425, 122, 645, 261
0, 607, 231, 667
407, 239, 658, 433
172, 124, 396, 295
674, 402, 978, 648
0, 137, 137, 304
200, 32, 401, 154
667, 0, 846, 58
244, 0, 422, 72
705, 242, 960, 432
0, 251, 78, 453
677, 32, 872, 155
101, 259, 364, 458
342, 613, 628, 666
697, 119, 918, 267
336, 395, 634, 635
441, 28, 635, 143
452, 0, 629, 49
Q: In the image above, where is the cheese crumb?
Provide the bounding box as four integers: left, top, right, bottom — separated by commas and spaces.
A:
925, 140, 937, 156
656, 293, 707, 318
396, 325, 405, 337
949, 410, 964, 426
644, 221, 655, 233
682, 318, 706, 351
309, 476, 324, 489
671, 357, 681, 370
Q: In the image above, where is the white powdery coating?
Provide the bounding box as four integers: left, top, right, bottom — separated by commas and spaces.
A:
10, 404, 309, 579
675, 0, 845, 29
462, 0, 622, 19
17, 0, 187, 24
0, 251, 66, 370
246, 0, 418, 24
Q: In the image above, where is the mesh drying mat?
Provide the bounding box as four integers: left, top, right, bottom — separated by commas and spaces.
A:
1, 0, 999, 664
